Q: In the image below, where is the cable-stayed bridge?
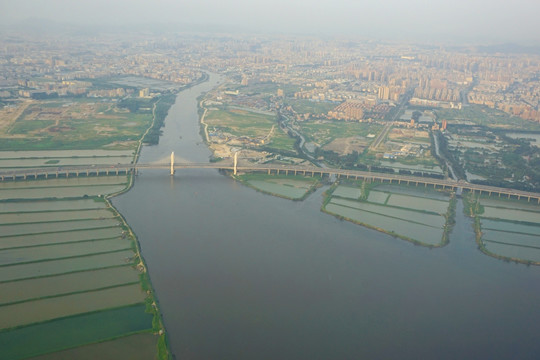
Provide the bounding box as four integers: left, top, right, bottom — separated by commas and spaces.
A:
1, 152, 539, 203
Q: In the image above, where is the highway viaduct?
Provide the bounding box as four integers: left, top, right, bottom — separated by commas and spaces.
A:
1, 154, 540, 204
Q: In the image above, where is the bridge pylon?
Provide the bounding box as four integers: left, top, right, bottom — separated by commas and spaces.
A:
233, 151, 238, 175
170, 152, 175, 176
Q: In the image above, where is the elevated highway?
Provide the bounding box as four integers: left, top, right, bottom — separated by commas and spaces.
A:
1, 157, 539, 203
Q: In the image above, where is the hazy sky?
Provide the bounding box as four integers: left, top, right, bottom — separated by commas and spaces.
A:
2, 0, 540, 43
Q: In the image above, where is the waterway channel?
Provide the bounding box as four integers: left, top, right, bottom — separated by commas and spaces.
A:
112, 74, 540, 360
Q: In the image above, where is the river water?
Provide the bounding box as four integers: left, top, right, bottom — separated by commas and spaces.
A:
112, 75, 540, 360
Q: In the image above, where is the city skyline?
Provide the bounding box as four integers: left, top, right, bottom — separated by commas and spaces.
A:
1, 0, 540, 44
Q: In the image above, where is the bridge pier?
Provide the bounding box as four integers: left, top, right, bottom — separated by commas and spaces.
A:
268, 169, 271, 175
170, 152, 175, 176
233, 152, 238, 175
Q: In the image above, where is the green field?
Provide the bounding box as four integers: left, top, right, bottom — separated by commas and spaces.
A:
0, 304, 153, 360
28, 333, 158, 360
205, 108, 275, 137
267, 129, 297, 151
1, 98, 154, 150
299, 120, 381, 146
205, 108, 297, 152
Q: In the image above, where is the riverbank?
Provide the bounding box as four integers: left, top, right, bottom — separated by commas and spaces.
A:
111, 71, 540, 360
0, 84, 183, 359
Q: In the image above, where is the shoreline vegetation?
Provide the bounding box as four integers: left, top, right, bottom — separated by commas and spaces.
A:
105, 89, 180, 359
0, 80, 181, 359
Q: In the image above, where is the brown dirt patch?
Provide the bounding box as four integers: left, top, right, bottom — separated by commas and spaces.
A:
323, 137, 368, 155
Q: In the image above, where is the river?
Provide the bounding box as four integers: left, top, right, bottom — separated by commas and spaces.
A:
112, 74, 540, 360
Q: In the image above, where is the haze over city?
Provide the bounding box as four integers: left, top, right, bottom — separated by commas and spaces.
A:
2, 0, 540, 43
2, 0, 540, 359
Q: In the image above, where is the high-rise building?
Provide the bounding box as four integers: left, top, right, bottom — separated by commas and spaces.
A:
378, 86, 390, 100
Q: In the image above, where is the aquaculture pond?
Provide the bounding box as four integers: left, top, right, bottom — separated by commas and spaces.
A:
0, 154, 160, 359
323, 182, 454, 247
472, 196, 540, 264
239, 174, 319, 200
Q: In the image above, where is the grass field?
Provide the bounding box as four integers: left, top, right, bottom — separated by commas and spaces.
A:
299, 120, 381, 146
205, 108, 297, 152
0, 98, 153, 150
205, 108, 276, 137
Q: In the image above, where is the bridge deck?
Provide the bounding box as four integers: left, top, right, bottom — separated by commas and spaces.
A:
1, 161, 539, 202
